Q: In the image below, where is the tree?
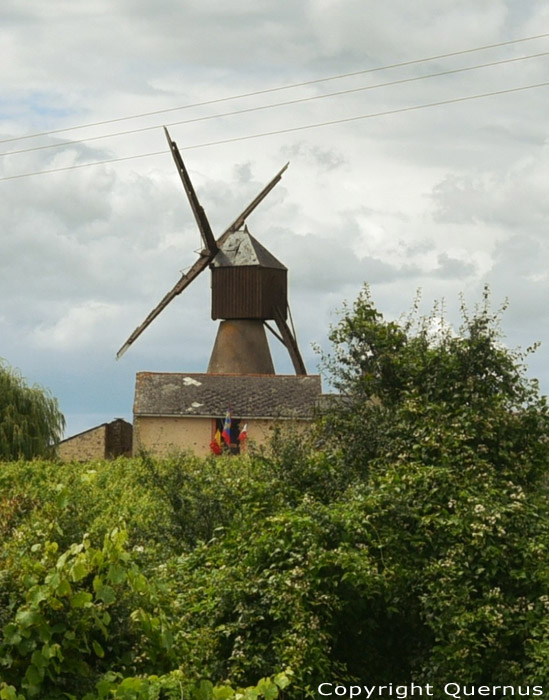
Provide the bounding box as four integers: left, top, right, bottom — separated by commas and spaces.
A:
319, 285, 549, 486
170, 465, 549, 690
305, 285, 549, 685
0, 359, 65, 460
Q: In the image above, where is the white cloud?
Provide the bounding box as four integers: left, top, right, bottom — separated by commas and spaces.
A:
32, 301, 122, 350
1, 0, 548, 435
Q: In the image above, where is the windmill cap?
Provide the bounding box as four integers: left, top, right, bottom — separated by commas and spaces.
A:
212, 226, 287, 269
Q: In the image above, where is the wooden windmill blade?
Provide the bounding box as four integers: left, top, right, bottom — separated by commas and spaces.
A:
164, 127, 218, 256
273, 306, 307, 376
116, 133, 289, 359
116, 253, 211, 359
166, 126, 288, 252
220, 161, 289, 241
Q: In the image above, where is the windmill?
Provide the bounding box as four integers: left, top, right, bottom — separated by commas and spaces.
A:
117, 128, 306, 376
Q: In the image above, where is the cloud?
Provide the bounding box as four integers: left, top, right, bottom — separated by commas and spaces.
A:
32, 301, 122, 350
430, 252, 477, 279
432, 149, 549, 232
1, 0, 549, 437
308, 0, 508, 62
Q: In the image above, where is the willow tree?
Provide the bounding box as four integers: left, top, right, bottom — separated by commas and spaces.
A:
0, 360, 65, 460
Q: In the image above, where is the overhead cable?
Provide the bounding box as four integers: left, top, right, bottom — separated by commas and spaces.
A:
1, 50, 547, 158
0, 31, 548, 146
1, 80, 547, 183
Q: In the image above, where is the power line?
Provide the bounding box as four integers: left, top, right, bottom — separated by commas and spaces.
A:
1, 81, 547, 183
2, 51, 547, 159
1, 31, 548, 147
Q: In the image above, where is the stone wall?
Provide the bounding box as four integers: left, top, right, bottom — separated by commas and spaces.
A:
57, 424, 108, 462
57, 419, 133, 462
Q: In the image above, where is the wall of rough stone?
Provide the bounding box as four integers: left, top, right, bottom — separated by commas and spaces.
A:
57, 425, 107, 462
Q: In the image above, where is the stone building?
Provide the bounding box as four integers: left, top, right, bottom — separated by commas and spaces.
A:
57, 418, 133, 462
133, 372, 322, 457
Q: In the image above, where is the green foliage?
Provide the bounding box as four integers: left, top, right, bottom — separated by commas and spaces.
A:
1, 286, 549, 696
93, 668, 293, 700
0, 360, 65, 460
0, 528, 174, 698
319, 285, 549, 484
137, 451, 251, 548
167, 464, 549, 690
170, 499, 380, 691
348, 462, 549, 686
0, 457, 296, 697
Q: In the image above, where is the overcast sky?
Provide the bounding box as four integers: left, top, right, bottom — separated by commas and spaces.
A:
1, 1, 548, 437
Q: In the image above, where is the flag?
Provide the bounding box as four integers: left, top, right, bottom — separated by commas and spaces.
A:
210, 429, 222, 455
221, 410, 232, 445
238, 423, 248, 442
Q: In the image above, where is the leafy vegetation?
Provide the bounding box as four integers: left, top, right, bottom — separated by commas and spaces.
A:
1, 286, 549, 697
0, 360, 65, 461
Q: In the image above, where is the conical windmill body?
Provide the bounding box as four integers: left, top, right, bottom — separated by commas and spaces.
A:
117, 128, 306, 376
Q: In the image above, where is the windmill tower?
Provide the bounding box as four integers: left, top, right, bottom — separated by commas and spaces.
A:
117, 128, 306, 376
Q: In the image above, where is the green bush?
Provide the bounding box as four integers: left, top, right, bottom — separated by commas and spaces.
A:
1, 287, 549, 696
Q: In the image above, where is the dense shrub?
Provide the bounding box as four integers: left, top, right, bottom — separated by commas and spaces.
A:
1, 287, 548, 696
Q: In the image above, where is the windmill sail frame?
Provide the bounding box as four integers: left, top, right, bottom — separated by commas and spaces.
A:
116, 129, 305, 375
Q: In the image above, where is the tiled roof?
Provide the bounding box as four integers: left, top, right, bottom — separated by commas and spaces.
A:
134, 372, 322, 419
